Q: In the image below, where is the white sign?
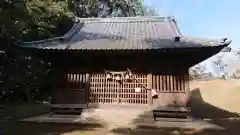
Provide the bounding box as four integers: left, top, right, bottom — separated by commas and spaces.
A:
135, 88, 141, 92
152, 89, 157, 97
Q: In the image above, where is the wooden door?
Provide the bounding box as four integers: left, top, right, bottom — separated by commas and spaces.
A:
89, 74, 118, 104
88, 73, 148, 104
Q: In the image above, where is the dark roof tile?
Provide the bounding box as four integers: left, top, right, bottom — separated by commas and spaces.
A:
20, 16, 231, 50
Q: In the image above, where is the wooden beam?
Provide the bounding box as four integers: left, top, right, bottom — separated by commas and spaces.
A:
147, 74, 153, 105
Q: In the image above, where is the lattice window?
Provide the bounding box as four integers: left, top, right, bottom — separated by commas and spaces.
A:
152, 74, 189, 92
89, 74, 109, 103
89, 73, 148, 104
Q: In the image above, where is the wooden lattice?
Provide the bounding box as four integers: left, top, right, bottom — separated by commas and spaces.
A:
89, 73, 148, 104
152, 74, 189, 92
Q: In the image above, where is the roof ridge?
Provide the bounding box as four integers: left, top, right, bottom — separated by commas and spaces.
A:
76, 16, 176, 23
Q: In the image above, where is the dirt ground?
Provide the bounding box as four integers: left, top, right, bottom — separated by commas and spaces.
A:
1, 79, 240, 135
190, 79, 240, 113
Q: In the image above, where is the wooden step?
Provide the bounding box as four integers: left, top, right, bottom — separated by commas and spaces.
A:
51, 108, 83, 115
153, 107, 190, 120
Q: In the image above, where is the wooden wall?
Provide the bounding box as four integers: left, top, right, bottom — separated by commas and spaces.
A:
51, 72, 89, 105
151, 73, 189, 92
50, 51, 190, 108
150, 70, 190, 108
51, 69, 190, 109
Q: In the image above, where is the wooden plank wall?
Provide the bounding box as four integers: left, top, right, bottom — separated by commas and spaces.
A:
58, 73, 88, 91
151, 72, 190, 108
52, 72, 89, 104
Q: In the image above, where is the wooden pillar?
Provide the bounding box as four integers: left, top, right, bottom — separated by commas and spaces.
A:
147, 74, 153, 105
186, 71, 190, 92
185, 70, 190, 107
85, 73, 90, 106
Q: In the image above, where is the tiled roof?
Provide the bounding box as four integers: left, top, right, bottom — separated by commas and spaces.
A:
21, 16, 231, 50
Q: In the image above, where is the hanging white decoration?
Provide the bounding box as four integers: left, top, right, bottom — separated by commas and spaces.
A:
151, 89, 157, 97
135, 88, 141, 92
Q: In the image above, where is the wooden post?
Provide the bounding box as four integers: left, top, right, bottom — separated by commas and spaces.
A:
185, 70, 190, 108
86, 73, 90, 106
147, 74, 153, 105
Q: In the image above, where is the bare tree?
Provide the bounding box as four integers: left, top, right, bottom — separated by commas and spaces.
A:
234, 48, 240, 58
212, 55, 229, 79
189, 64, 207, 80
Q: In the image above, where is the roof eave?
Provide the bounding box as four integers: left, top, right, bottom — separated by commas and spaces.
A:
20, 22, 83, 46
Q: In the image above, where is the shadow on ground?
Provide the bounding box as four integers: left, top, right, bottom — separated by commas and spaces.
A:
0, 104, 105, 135
1, 121, 104, 135
110, 88, 240, 135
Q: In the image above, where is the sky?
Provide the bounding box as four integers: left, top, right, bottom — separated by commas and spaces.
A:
144, 0, 240, 75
